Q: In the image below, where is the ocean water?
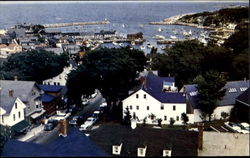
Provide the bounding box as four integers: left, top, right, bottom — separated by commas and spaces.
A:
0, 1, 248, 53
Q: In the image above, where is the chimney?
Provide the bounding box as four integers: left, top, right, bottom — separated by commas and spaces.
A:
197, 123, 204, 150
59, 119, 67, 137
9, 89, 14, 97
14, 76, 18, 81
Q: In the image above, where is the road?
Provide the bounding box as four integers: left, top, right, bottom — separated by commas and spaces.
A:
28, 91, 104, 144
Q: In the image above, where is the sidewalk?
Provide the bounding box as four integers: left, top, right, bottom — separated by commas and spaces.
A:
17, 124, 44, 142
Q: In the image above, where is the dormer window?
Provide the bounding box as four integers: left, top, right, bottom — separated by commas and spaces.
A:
163, 149, 172, 157
137, 146, 147, 157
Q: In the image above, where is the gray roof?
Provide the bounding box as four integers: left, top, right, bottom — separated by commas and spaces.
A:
184, 80, 249, 109
0, 80, 38, 114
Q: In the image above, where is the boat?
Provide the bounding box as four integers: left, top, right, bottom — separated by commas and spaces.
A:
122, 24, 125, 28
182, 30, 188, 36
140, 45, 145, 50
160, 45, 166, 50
131, 41, 135, 45
139, 24, 144, 28
112, 41, 118, 45
170, 35, 177, 39
119, 43, 124, 47
152, 35, 165, 40
147, 43, 153, 48
157, 27, 163, 32
173, 30, 178, 35
188, 29, 192, 35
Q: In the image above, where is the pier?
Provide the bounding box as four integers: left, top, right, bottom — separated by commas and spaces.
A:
43, 20, 110, 28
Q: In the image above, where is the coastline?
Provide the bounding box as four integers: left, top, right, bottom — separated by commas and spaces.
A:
149, 12, 236, 31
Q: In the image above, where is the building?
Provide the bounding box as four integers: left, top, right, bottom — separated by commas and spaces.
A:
0, 90, 28, 135
39, 84, 64, 117
0, 80, 45, 125
2, 128, 108, 157
94, 30, 117, 40
0, 43, 22, 58
89, 124, 198, 157
127, 32, 143, 40
43, 62, 75, 86
122, 72, 186, 125
230, 88, 250, 123
182, 80, 249, 123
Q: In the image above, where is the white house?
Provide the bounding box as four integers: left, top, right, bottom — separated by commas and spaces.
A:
122, 72, 186, 125
43, 61, 76, 86
181, 80, 249, 123
0, 88, 29, 134
0, 80, 45, 125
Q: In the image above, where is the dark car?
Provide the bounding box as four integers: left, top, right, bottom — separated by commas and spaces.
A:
69, 116, 84, 126
44, 119, 58, 131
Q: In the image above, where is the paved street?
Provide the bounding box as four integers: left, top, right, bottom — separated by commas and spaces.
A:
28, 91, 104, 144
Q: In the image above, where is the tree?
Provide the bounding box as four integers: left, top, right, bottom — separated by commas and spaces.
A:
181, 113, 189, 125
157, 118, 162, 127
194, 70, 227, 121
0, 50, 69, 83
123, 107, 132, 126
66, 47, 147, 110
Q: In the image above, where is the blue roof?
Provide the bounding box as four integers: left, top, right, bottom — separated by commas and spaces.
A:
41, 93, 56, 103
39, 84, 63, 92
236, 88, 250, 106
184, 80, 249, 109
2, 128, 108, 157
142, 72, 185, 103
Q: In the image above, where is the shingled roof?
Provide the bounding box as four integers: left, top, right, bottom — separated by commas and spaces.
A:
184, 80, 249, 109
142, 72, 185, 103
236, 87, 250, 106
0, 80, 40, 114
89, 124, 198, 157
2, 128, 108, 157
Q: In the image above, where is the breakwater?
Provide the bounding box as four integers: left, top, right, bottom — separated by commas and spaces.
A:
43, 21, 110, 28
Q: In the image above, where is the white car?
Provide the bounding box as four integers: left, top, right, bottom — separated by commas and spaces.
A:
100, 102, 107, 108
92, 110, 100, 119
82, 98, 89, 105
224, 121, 241, 133
240, 122, 250, 130
79, 117, 96, 131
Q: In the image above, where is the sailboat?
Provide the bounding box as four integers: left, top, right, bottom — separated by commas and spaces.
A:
158, 27, 163, 32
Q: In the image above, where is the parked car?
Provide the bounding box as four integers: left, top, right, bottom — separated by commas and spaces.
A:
236, 122, 250, 134
79, 117, 97, 131
82, 98, 89, 105
224, 121, 241, 133
44, 119, 58, 131
69, 116, 84, 126
92, 110, 100, 119
91, 92, 98, 98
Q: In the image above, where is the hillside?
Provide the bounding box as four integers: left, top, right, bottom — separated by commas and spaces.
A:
178, 6, 249, 28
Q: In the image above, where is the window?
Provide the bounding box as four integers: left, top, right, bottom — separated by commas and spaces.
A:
114, 146, 118, 153
54, 82, 57, 85
130, 105, 133, 110
176, 116, 179, 121
139, 148, 144, 155
18, 112, 21, 118
15, 103, 17, 109
136, 94, 139, 99
13, 114, 15, 121
2, 116, 4, 123
147, 106, 149, 110
164, 116, 167, 121
173, 105, 176, 111
161, 105, 164, 110
144, 94, 146, 99
36, 105, 39, 108
136, 106, 139, 110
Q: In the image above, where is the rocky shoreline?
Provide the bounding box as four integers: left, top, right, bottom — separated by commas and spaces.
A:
149, 13, 235, 32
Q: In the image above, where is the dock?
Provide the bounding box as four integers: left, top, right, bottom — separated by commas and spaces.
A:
157, 39, 185, 44
43, 21, 110, 28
